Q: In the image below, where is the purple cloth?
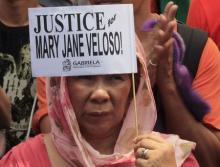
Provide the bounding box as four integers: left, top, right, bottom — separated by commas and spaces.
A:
142, 19, 210, 121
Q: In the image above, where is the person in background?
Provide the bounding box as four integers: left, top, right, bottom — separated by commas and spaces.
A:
132, 0, 220, 166
187, 0, 220, 49
33, 77, 51, 133
0, 0, 39, 153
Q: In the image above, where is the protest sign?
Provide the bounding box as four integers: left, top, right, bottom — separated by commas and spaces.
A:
29, 4, 137, 76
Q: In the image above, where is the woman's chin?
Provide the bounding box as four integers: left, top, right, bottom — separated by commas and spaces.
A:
80, 122, 120, 139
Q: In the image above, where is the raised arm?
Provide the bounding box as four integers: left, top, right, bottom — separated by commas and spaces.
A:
145, 2, 220, 166
155, 12, 220, 167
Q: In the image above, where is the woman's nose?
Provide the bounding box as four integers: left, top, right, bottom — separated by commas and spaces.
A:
90, 87, 110, 104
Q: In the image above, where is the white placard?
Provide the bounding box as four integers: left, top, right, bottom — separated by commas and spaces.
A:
29, 4, 137, 77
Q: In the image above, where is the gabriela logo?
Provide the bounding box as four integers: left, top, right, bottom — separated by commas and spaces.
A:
72, 60, 101, 68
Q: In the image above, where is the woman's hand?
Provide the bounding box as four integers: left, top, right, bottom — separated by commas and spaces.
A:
133, 133, 177, 167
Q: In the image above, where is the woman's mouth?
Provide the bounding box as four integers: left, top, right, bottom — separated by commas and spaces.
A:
86, 111, 110, 117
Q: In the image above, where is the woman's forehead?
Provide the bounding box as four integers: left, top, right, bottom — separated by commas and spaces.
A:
67, 73, 130, 79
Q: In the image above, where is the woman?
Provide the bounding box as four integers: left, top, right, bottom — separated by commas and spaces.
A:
0, 30, 198, 166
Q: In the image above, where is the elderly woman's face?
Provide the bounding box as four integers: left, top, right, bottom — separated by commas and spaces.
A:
67, 74, 131, 137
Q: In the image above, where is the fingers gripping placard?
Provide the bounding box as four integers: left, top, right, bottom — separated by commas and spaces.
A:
28, 5, 137, 77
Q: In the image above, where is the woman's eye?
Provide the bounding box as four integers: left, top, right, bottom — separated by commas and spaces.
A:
111, 76, 123, 80
108, 75, 128, 81
76, 76, 93, 80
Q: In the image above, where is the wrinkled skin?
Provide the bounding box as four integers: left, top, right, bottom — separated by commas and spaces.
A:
67, 74, 131, 154
134, 133, 176, 167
